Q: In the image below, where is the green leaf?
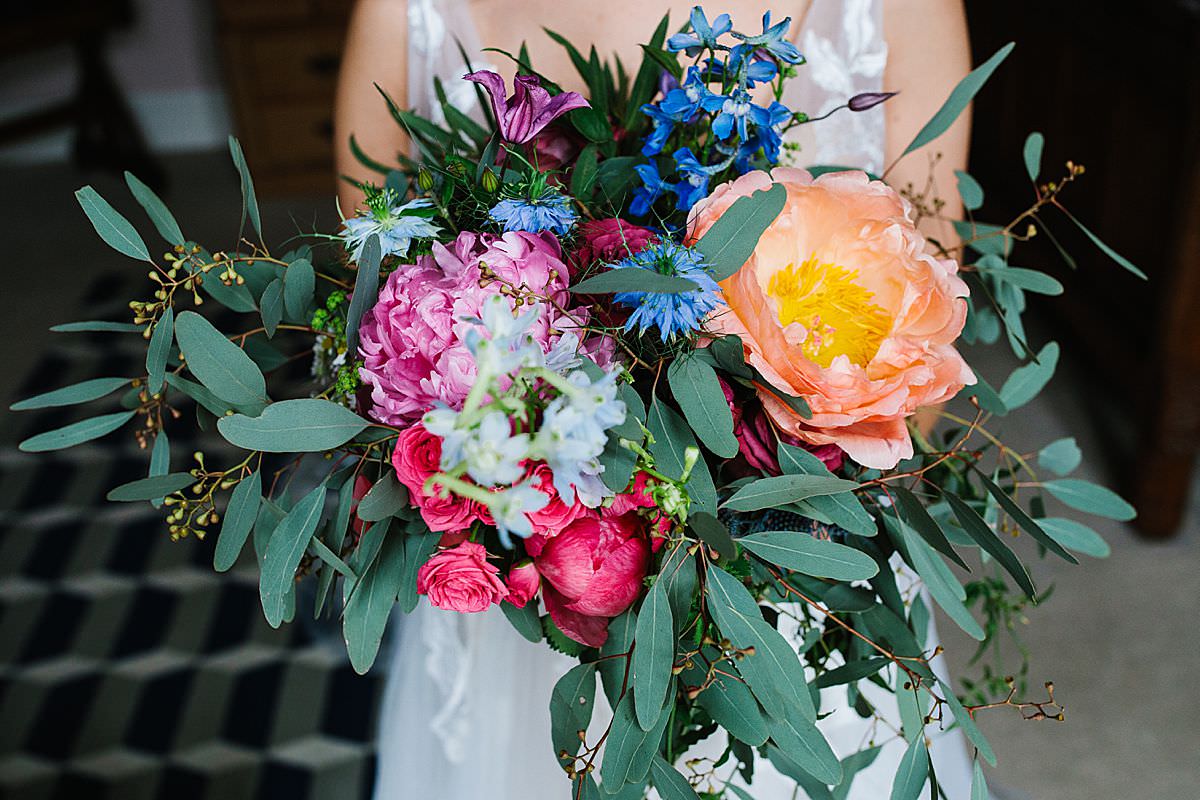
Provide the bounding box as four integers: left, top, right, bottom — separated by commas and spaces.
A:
571, 268, 700, 295
11, 377, 130, 411
889, 735, 929, 800
833, 747, 883, 800
174, 311, 268, 408
308, 534, 355, 579
199, 273, 257, 313
723, 474, 857, 512
228, 136, 262, 240
550, 663, 597, 760
500, 600, 543, 643
19, 410, 135, 452
355, 472, 409, 522
214, 471, 261, 571
777, 444, 876, 535
316, 474, 359, 616
106, 472, 195, 502
148, 429, 170, 508
999, 341, 1059, 411
600, 434, 639, 493
1042, 479, 1135, 521
938, 678, 997, 766
893, 519, 985, 640
259, 279, 283, 338
954, 170, 984, 210
943, 491, 1036, 599
813, 657, 888, 689
145, 307, 174, 394
646, 397, 717, 514
695, 183, 788, 282
705, 565, 816, 721
601, 691, 670, 790
667, 357, 738, 458
767, 715, 842, 786
399, 529, 439, 613
893, 487, 969, 570
260, 482, 326, 627
740, 532, 879, 581
649, 756, 701, 800
977, 472, 1078, 564
346, 234, 382, 353
625, 15, 670, 129
283, 258, 315, 321
1038, 517, 1111, 558
1059, 206, 1146, 279
75, 185, 151, 262
1023, 132, 1044, 182
218, 399, 369, 452
1038, 437, 1081, 476
633, 580, 674, 730
164, 373, 238, 417
687, 512, 737, 560
51, 320, 143, 333
343, 530, 407, 673
765, 748, 834, 800
571, 143, 600, 199
963, 374, 1008, 416
124, 171, 184, 246
903, 43, 1014, 156
971, 760, 989, 800
980, 265, 1064, 296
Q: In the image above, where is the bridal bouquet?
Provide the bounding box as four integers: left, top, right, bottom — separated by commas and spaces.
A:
14, 7, 1141, 799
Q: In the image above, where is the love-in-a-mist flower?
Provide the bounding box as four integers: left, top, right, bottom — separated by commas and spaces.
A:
341, 190, 440, 261
488, 181, 578, 236
464, 70, 589, 145
667, 7, 733, 55
612, 243, 722, 341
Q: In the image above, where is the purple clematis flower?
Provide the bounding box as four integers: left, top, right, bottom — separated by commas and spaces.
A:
464, 70, 589, 145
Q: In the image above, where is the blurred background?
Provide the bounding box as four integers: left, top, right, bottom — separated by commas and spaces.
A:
0, 1, 1196, 798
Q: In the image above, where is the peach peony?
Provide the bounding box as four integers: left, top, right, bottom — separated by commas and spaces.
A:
691, 168, 974, 469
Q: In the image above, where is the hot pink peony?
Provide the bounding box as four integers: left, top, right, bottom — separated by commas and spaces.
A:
416, 541, 508, 613
505, 561, 541, 609
570, 218, 659, 271
534, 514, 652, 647
692, 168, 974, 469
392, 423, 489, 533
359, 230, 598, 425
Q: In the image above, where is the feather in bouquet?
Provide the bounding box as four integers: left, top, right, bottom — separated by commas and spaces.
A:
14, 6, 1144, 798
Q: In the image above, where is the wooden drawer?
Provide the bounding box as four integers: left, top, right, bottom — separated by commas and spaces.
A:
245, 27, 346, 102
248, 100, 337, 169
215, 0, 313, 25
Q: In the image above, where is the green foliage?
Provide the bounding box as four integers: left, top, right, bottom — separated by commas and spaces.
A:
889, 736, 929, 800
343, 527, 407, 673
145, 308, 174, 394
723, 474, 857, 512
214, 471, 261, 572
260, 481, 326, 627
228, 136, 262, 240
571, 268, 700, 294
18, 410, 135, 452
740, 532, 879, 581
500, 600, 543, 643
218, 399, 369, 453
1023, 132, 1044, 182
355, 473, 409, 522
647, 395, 717, 514
1038, 437, 1082, 476
1038, 517, 1111, 558
694, 184, 787, 281
75, 185, 151, 262
283, 258, 315, 321
10, 377, 130, 411
106, 473, 194, 502
633, 579, 674, 729
174, 311, 268, 409
902, 42, 1014, 157
999, 341, 1059, 411
345, 234, 381, 352
124, 171, 185, 246
649, 756, 701, 800
550, 663, 597, 760
1042, 478, 1136, 521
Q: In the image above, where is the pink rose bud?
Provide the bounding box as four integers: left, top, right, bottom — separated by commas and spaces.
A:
416, 542, 509, 614
505, 561, 541, 609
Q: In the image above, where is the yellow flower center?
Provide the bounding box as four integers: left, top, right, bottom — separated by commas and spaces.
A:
768, 256, 891, 368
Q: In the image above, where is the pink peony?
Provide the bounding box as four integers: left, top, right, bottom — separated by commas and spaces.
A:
359, 230, 599, 425
505, 561, 541, 609
534, 514, 652, 647
570, 218, 659, 272
416, 541, 508, 613
392, 423, 489, 533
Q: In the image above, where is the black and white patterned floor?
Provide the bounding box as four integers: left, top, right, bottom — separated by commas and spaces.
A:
0, 281, 382, 800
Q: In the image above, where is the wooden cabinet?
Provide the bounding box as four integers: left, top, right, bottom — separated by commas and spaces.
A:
214, 0, 354, 195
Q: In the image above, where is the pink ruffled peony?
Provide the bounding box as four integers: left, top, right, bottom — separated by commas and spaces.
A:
692, 168, 974, 469
392, 423, 490, 533
534, 514, 652, 647
505, 561, 541, 609
570, 218, 659, 271
359, 230, 601, 425
417, 541, 508, 613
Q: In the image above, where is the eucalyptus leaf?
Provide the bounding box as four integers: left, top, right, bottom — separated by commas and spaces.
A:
345, 234, 382, 353
261, 482, 326, 627
106, 472, 195, 502
19, 410, 135, 452
283, 258, 315, 320
51, 320, 143, 333
601, 691, 671, 791
889, 735, 929, 800
633, 580, 674, 730
145, 307, 174, 394
174, 311, 268, 408
259, 279, 283, 338
1024, 132, 1044, 182
740, 532, 879, 581
356, 472, 409, 522
124, 171, 184, 246
164, 373, 237, 417
724, 474, 857, 512
550, 663, 597, 760
500, 600, 543, 643
649, 756, 701, 800
938, 678, 997, 766
893, 487, 969, 570
971, 760, 989, 800
767, 715, 841, 786
688, 512, 737, 560
399, 529, 440, 613
343, 531, 407, 673
1038, 437, 1082, 476
954, 170, 984, 210
813, 657, 889, 689
979, 265, 1063, 296
11, 377, 130, 411
668, 357, 738, 458
214, 471, 262, 571
148, 429, 170, 508
228, 136, 262, 239
571, 268, 700, 295
943, 491, 1036, 599
999, 341, 1059, 411
647, 397, 717, 514
1042, 479, 1136, 521
976, 472, 1078, 564
1038, 517, 1111, 558
75, 185, 151, 262
903, 43, 1014, 156
218, 399, 369, 452
1060, 206, 1147, 279
695, 183, 787, 281
894, 520, 985, 640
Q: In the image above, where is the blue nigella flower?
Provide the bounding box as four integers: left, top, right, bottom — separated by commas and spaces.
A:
612, 243, 722, 341
672, 147, 723, 212
640, 103, 678, 156
667, 7, 733, 55
659, 66, 715, 121
630, 162, 675, 217
731, 12, 804, 64
489, 188, 577, 235
341, 195, 440, 261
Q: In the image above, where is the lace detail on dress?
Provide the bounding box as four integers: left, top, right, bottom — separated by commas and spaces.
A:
422, 607, 476, 763
782, 0, 888, 174
407, 0, 492, 127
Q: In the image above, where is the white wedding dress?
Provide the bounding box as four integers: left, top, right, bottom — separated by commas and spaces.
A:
373, 1, 975, 797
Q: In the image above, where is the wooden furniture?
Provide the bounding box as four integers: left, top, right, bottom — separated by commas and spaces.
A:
965, 0, 1200, 538
214, 0, 355, 196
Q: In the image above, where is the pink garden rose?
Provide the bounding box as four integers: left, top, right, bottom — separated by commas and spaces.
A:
416, 541, 508, 613
570, 218, 659, 271
359, 230, 600, 425
392, 423, 489, 533
505, 561, 541, 609
534, 514, 652, 647
524, 463, 588, 544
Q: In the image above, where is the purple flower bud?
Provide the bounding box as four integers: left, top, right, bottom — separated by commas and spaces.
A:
848, 91, 898, 112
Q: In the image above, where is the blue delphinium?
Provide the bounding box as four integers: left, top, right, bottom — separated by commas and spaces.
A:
731, 12, 805, 64
640, 103, 678, 157
612, 243, 722, 341
489, 185, 577, 235
672, 147, 724, 211
342, 191, 440, 261
667, 7, 733, 55
630, 162, 675, 217
659, 67, 715, 121
705, 87, 757, 140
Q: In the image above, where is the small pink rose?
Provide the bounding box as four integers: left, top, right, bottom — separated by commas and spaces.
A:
392, 423, 489, 533
505, 560, 541, 609
416, 541, 508, 613
570, 219, 659, 273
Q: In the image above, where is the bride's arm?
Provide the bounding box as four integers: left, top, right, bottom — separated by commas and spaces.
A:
882, 0, 972, 243
334, 0, 411, 214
